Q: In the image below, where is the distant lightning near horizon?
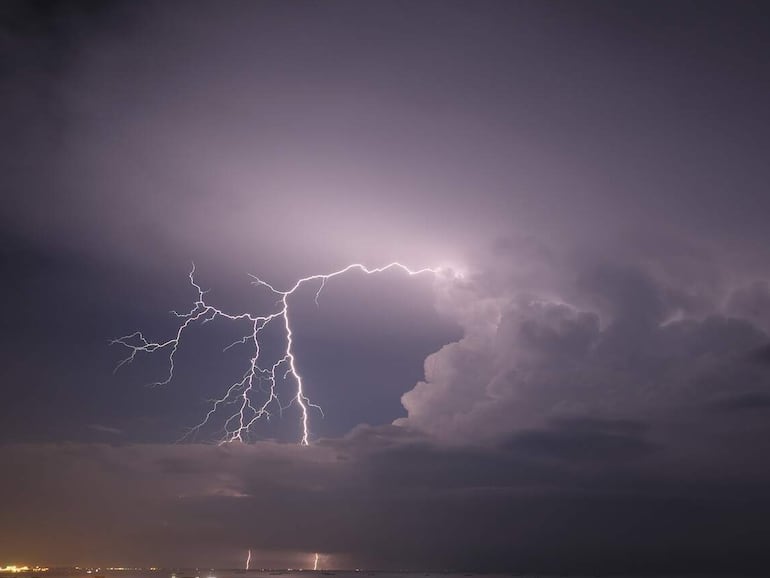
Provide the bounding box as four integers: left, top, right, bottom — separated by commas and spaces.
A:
112, 262, 449, 445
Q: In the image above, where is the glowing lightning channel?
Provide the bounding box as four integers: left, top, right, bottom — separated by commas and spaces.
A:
313, 553, 319, 571
112, 262, 440, 445
246, 549, 251, 571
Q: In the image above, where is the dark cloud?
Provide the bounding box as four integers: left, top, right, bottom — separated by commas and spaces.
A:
2, 426, 770, 573
749, 344, 770, 365
504, 417, 657, 463
710, 391, 770, 412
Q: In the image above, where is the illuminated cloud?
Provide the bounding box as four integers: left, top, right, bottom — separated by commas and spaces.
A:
399, 251, 770, 443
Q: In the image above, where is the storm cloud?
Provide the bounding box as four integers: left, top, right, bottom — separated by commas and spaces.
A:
3, 0, 770, 574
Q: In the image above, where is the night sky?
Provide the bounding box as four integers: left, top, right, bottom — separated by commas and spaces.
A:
3, 0, 770, 574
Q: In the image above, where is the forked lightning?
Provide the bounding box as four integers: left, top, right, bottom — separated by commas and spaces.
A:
112, 262, 440, 445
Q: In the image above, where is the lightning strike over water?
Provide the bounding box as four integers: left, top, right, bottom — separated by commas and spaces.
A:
113, 262, 444, 445
245, 549, 251, 571
313, 553, 319, 571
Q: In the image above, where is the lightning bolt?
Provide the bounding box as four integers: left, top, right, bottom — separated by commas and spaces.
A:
313, 553, 319, 571
246, 549, 251, 571
112, 262, 442, 445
